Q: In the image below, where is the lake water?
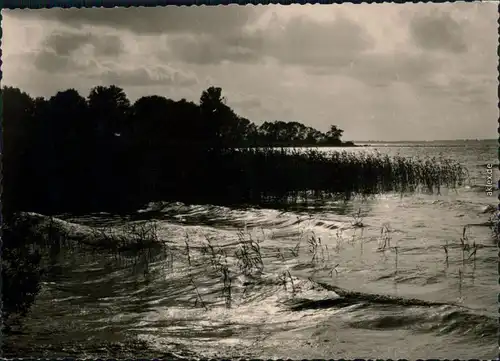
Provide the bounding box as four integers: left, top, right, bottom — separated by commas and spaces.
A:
4, 141, 499, 359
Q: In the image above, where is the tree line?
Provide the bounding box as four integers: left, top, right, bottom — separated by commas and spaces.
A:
2, 85, 353, 217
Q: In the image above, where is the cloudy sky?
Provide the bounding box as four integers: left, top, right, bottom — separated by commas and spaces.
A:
3, 3, 498, 141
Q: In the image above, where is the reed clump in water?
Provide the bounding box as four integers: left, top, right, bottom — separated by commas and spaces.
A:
488, 212, 499, 241
216, 250, 232, 308
200, 236, 235, 308
184, 231, 192, 267
203, 148, 469, 205
458, 226, 479, 269
279, 269, 296, 294
457, 225, 479, 268
234, 233, 264, 276
306, 232, 331, 265
328, 263, 340, 277
442, 240, 449, 267
121, 221, 160, 248
190, 276, 208, 311
85, 220, 161, 251
378, 223, 393, 251
289, 238, 302, 257
307, 233, 321, 263
351, 208, 365, 228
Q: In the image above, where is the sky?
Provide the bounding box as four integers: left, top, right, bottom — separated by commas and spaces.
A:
2, 3, 498, 141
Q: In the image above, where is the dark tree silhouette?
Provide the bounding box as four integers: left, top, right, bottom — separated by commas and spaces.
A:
86, 85, 132, 211
88, 85, 131, 137
2, 87, 37, 219
324, 125, 344, 145
200, 86, 240, 149
1, 84, 353, 217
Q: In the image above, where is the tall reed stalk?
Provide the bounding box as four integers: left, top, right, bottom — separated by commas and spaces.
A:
442, 240, 449, 267
184, 231, 192, 267
190, 276, 207, 311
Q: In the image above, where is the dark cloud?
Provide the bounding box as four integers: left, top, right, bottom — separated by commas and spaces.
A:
33, 37, 196, 89
45, 31, 124, 57
33, 50, 77, 73
7, 6, 262, 35
303, 50, 444, 89
92, 35, 124, 57
266, 16, 373, 68
165, 15, 372, 67
409, 11, 467, 53
99, 65, 199, 87
165, 34, 263, 65
419, 76, 496, 106
227, 93, 294, 123
33, 31, 124, 74
348, 52, 443, 87
45, 32, 91, 56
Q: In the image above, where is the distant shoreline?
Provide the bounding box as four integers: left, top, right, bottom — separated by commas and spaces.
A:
353, 139, 496, 144
238, 141, 358, 148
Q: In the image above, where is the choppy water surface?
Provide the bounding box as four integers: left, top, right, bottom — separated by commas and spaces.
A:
4, 141, 499, 359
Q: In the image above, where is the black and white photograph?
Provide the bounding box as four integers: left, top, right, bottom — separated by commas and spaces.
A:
2, 3, 498, 359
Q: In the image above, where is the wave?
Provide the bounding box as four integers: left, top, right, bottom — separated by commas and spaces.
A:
135, 201, 343, 228
130, 199, 497, 247
289, 279, 450, 309
14, 212, 165, 251
479, 204, 497, 214
346, 306, 496, 339
463, 183, 499, 195
284, 279, 496, 340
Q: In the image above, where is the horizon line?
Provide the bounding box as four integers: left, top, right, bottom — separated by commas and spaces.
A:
352, 139, 497, 143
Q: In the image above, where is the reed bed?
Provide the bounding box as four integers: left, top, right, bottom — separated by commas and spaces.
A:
202, 148, 469, 205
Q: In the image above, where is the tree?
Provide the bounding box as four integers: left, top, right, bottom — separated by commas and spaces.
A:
46, 89, 89, 147
172, 98, 203, 144
2, 87, 37, 217
325, 125, 344, 144
130, 95, 174, 147
199, 86, 238, 148
88, 85, 131, 137
223, 116, 252, 147
200, 86, 225, 109
244, 123, 259, 146
305, 127, 325, 144
258, 121, 276, 144
87, 85, 131, 210
39, 89, 90, 211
